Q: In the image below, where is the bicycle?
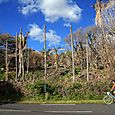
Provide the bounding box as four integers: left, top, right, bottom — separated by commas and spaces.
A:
103, 92, 115, 105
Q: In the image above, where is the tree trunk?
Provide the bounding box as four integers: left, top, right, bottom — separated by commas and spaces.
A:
86, 34, 89, 82
27, 43, 29, 74
18, 30, 22, 80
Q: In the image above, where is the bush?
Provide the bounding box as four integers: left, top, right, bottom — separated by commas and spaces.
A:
0, 71, 4, 80
75, 68, 81, 75
24, 80, 109, 101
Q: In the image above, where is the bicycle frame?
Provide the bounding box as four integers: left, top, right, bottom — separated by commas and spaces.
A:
107, 92, 115, 98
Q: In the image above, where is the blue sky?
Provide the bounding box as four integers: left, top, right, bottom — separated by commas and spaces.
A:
0, 0, 96, 51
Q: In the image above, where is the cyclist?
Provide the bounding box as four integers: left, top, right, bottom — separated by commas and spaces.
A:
111, 80, 115, 95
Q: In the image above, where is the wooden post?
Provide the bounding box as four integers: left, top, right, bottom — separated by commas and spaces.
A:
5, 39, 8, 81
15, 33, 18, 81
70, 25, 75, 83
86, 34, 89, 82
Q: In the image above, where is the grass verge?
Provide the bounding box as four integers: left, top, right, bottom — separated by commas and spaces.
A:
19, 99, 103, 104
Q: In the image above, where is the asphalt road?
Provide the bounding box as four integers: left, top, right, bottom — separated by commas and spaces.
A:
0, 103, 115, 115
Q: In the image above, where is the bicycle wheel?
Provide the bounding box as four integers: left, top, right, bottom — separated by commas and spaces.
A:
103, 95, 113, 105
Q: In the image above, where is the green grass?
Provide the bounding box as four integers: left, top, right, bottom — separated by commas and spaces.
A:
19, 99, 103, 104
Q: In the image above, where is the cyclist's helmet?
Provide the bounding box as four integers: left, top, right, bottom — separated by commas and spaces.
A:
112, 80, 115, 82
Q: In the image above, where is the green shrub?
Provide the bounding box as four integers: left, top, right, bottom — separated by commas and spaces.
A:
0, 71, 4, 80
75, 68, 81, 75
24, 80, 108, 101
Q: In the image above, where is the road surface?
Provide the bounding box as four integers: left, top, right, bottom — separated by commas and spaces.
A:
0, 103, 115, 115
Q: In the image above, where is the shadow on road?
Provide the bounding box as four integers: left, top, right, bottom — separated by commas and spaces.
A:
0, 81, 23, 105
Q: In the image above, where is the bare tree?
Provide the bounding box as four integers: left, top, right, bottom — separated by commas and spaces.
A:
86, 34, 89, 82
15, 33, 18, 81
18, 29, 29, 81
49, 47, 65, 70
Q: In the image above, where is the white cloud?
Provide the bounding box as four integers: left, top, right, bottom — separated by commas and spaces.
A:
18, 0, 40, 15
0, 0, 8, 4
29, 24, 61, 46
18, 0, 82, 23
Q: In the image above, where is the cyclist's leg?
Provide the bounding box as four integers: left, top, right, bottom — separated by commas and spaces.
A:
111, 90, 115, 95
112, 90, 115, 95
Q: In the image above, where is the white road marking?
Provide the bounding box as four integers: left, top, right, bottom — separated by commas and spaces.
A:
40, 104, 76, 105
0, 109, 93, 113
45, 110, 93, 113
0, 109, 31, 112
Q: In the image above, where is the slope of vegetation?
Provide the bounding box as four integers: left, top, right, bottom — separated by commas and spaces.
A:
0, 2, 115, 103
0, 68, 112, 102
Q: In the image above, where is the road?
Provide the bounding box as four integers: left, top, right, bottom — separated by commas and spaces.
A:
0, 103, 115, 115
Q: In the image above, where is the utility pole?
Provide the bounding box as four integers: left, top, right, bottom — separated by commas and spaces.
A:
5, 39, 8, 81
15, 33, 18, 81
44, 24, 47, 81
44, 24, 48, 100
86, 34, 89, 82
70, 25, 75, 83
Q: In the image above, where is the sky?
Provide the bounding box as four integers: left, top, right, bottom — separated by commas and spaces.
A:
0, 0, 96, 51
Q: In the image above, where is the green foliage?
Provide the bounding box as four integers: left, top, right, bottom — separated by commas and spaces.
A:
8, 72, 16, 80
60, 69, 70, 75
24, 79, 107, 101
0, 68, 111, 102
0, 81, 23, 102
26, 80, 58, 97
75, 67, 81, 75
0, 71, 4, 80
69, 83, 82, 91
